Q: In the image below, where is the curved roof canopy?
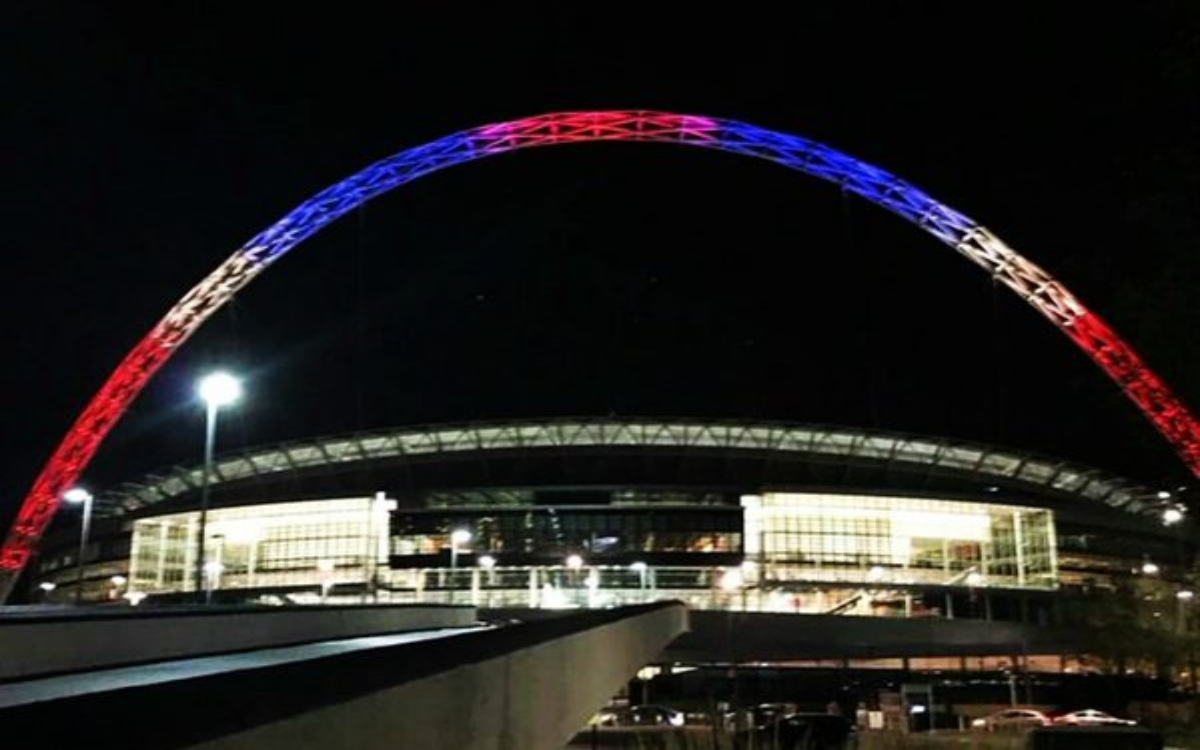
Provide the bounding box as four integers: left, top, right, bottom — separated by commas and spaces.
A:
96, 419, 1157, 518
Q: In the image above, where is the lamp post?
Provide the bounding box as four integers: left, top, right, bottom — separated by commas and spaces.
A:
203, 533, 226, 605
478, 554, 496, 608
1177, 589, 1195, 635
109, 574, 127, 601
566, 554, 584, 606
317, 558, 335, 603
449, 529, 471, 604
202, 560, 224, 604
630, 561, 648, 603
194, 372, 241, 602
63, 487, 93, 605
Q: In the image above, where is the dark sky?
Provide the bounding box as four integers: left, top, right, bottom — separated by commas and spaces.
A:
5, 3, 1200, 533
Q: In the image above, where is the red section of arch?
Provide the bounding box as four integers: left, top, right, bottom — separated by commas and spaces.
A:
1, 329, 175, 570
1066, 311, 1200, 470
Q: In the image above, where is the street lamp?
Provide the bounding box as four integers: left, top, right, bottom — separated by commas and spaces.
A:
63, 487, 93, 605
202, 560, 224, 603
630, 561, 648, 602
720, 568, 743, 591
1176, 589, 1197, 637
317, 558, 335, 603
194, 371, 241, 602
720, 568, 747, 611
449, 529, 471, 603
566, 554, 584, 606
477, 555, 497, 608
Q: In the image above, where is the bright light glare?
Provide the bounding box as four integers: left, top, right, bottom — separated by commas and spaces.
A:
868, 565, 886, 582
629, 561, 648, 572
566, 554, 584, 570
1142, 561, 1160, 575
39, 582, 56, 592
110, 575, 127, 586
198, 371, 242, 408
720, 569, 743, 591
478, 555, 496, 569
966, 571, 985, 587
220, 521, 265, 544
540, 583, 568, 609
63, 487, 92, 504
451, 529, 472, 545
1178, 590, 1195, 601
1163, 507, 1185, 526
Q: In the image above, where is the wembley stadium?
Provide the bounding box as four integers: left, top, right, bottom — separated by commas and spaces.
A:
32, 418, 1188, 627
4, 109, 1197, 728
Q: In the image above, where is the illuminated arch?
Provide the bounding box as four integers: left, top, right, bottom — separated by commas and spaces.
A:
2, 110, 1196, 599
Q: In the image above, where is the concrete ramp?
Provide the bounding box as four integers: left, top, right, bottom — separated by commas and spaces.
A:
0, 603, 475, 680
0, 602, 687, 750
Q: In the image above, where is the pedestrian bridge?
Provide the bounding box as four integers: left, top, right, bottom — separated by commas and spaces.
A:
0, 601, 687, 750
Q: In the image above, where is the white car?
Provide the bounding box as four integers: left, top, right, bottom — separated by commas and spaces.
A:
971, 709, 1051, 732
1053, 709, 1136, 726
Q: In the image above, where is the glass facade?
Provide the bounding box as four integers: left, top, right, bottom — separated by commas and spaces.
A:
121, 490, 1059, 618
391, 506, 742, 561
129, 497, 391, 598
743, 493, 1057, 589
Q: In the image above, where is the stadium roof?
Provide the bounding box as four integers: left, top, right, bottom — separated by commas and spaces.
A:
96, 419, 1160, 518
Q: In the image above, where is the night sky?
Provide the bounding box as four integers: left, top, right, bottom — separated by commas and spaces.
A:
5, 4, 1200, 535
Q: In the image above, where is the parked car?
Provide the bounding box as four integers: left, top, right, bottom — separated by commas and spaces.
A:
594, 704, 686, 727
1052, 709, 1137, 726
751, 702, 801, 729
971, 708, 1051, 732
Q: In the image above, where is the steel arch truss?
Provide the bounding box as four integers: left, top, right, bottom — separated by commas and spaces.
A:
3, 110, 1197, 598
